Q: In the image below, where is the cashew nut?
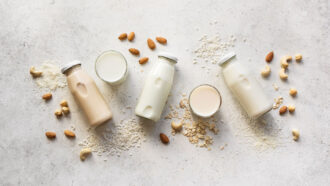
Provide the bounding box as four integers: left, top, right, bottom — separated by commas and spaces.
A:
279, 68, 288, 80
62, 107, 70, 114
289, 88, 297, 97
54, 109, 63, 117
171, 121, 183, 131
261, 65, 271, 77
292, 129, 300, 141
29, 66, 42, 77
280, 55, 292, 69
80, 148, 92, 161
288, 105, 295, 113
60, 100, 68, 107
295, 54, 302, 62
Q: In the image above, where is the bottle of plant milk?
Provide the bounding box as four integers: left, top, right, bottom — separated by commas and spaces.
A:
62, 61, 112, 126
218, 52, 272, 118
135, 52, 177, 122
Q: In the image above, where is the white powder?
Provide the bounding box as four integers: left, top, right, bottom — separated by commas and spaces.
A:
35, 61, 67, 90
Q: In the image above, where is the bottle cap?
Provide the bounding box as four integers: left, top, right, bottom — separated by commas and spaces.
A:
158, 52, 178, 63
218, 52, 236, 66
61, 60, 82, 74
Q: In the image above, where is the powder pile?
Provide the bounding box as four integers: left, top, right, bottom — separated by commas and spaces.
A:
35, 62, 67, 90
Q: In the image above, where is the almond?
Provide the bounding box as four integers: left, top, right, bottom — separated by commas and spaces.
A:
160, 133, 169, 144
147, 38, 156, 50
64, 130, 75, 138
118, 33, 127, 40
139, 57, 149, 64
279, 106, 287, 115
127, 32, 135, 41
129, 48, 140, 56
156, 37, 167, 44
265, 51, 274, 62
45, 131, 56, 139
42, 93, 52, 100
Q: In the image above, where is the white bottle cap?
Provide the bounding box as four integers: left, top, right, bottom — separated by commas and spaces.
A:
218, 52, 236, 66
61, 60, 82, 74
158, 52, 178, 63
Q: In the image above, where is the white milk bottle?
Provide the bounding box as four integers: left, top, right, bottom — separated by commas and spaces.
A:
135, 52, 177, 122
218, 52, 272, 118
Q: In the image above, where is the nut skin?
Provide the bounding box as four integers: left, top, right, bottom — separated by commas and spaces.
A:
289, 88, 297, 97
118, 33, 127, 40
62, 107, 70, 114
139, 57, 149, 65
279, 68, 288, 80
279, 106, 287, 115
156, 37, 167, 44
261, 65, 271, 77
42, 93, 52, 100
80, 148, 92, 161
160, 133, 169, 144
30, 66, 42, 77
127, 32, 135, 41
60, 100, 68, 107
295, 54, 302, 62
147, 38, 156, 50
129, 48, 140, 56
292, 129, 300, 141
265, 51, 274, 62
288, 105, 295, 113
45, 131, 56, 139
64, 130, 75, 138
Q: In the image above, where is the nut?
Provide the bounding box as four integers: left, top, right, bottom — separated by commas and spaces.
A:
64, 130, 75, 138
279, 68, 288, 80
261, 65, 271, 77
159, 133, 169, 144
30, 66, 42, 77
45, 131, 56, 139
60, 100, 68, 107
292, 129, 300, 141
295, 54, 302, 62
171, 121, 183, 131
127, 32, 135, 41
42, 93, 52, 100
265, 51, 274, 62
289, 88, 297, 97
288, 105, 295, 113
118, 33, 127, 40
279, 106, 287, 115
156, 37, 167, 44
147, 38, 156, 50
62, 107, 70, 114
280, 55, 292, 69
129, 48, 140, 56
54, 109, 62, 117
139, 57, 149, 65
80, 148, 92, 161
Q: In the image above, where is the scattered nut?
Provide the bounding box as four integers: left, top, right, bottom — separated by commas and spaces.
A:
129, 48, 140, 56
179, 100, 185, 108
280, 55, 292, 69
288, 105, 295, 113
279, 68, 288, 80
42, 93, 52, 100
118, 33, 127, 40
64, 130, 75, 138
30, 66, 42, 77
160, 133, 169, 144
289, 88, 297, 97
156, 37, 167, 44
295, 54, 302, 62
54, 109, 62, 117
127, 32, 135, 41
147, 38, 156, 50
265, 51, 274, 62
60, 100, 68, 107
292, 129, 300, 141
261, 65, 271, 77
139, 57, 149, 65
80, 148, 92, 161
62, 107, 70, 114
45, 131, 56, 139
171, 121, 183, 131
279, 106, 287, 115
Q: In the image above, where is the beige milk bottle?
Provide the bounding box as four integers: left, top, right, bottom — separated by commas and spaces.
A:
62, 61, 112, 126
135, 52, 178, 122
218, 52, 273, 118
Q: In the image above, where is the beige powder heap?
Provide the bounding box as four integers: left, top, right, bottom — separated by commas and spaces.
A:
35, 62, 67, 90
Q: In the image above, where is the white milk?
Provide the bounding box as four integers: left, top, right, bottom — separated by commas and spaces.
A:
95, 50, 128, 85
218, 52, 273, 118
189, 85, 222, 118
135, 52, 177, 122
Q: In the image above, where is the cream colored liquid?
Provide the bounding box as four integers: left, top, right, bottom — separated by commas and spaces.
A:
66, 66, 112, 126
189, 85, 221, 117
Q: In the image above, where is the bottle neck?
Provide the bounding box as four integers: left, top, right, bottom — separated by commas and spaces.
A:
64, 65, 82, 76
220, 57, 236, 68
159, 56, 176, 66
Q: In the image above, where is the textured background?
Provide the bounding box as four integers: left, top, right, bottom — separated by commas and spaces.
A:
0, 0, 329, 185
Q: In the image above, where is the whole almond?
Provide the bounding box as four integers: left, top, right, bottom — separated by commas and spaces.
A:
160, 133, 169, 144
156, 37, 167, 44
45, 131, 56, 139
129, 48, 140, 56
147, 38, 156, 50
42, 93, 52, 100
64, 130, 75, 138
139, 57, 149, 64
279, 106, 287, 115
127, 32, 135, 41
118, 33, 127, 40
265, 51, 274, 62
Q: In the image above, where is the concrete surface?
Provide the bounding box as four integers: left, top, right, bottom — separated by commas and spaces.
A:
0, 0, 329, 185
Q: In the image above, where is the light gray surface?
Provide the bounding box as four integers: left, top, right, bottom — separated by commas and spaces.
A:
0, 0, 329, 185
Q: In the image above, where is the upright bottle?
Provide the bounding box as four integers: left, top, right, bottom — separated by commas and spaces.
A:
135, 52, 177, 122
218, 52, 273, 118
62, 61, 112, 126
